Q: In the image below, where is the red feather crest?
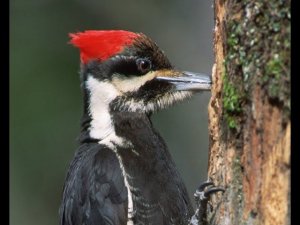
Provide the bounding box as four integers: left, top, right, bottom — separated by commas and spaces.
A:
69, 30, 139, 64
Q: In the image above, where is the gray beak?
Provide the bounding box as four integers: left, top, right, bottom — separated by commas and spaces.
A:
155, 71, 212, 91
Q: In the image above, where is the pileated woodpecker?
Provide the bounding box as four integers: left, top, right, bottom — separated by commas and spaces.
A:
59, 30, 222, 225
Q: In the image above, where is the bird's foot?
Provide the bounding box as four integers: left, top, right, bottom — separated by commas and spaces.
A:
189, 180, 225, 225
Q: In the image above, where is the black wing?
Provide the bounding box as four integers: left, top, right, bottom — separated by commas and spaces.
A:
59, 143, 128, 225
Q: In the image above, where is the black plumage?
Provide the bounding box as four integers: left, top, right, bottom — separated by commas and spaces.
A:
60, 112, 194, 225
60, 143, 128, 225
60, 30, 212, 225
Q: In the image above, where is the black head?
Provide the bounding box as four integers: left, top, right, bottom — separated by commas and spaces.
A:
70, 30, 211, 114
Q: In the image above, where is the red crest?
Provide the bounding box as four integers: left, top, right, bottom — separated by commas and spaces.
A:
69, 30, 139, 64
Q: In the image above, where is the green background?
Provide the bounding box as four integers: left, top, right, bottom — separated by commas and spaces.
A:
10, 1, 214, 224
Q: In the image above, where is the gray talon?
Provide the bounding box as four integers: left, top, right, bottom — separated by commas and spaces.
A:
190, 180, 225, 225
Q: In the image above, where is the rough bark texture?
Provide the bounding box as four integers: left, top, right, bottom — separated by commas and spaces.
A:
207, 0, 290, 225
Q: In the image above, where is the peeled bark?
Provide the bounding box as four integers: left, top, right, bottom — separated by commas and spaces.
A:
206, 0, 290, 224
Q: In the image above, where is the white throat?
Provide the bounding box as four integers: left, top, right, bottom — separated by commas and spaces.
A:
85, 76, 119, 141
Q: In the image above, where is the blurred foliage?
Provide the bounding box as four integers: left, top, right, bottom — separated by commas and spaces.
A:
10, 0, 213, 224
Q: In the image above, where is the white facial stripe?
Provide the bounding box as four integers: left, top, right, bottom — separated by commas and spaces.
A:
86, 76, 120, 140
112, 71, 156, 93
87, 74, 192, 115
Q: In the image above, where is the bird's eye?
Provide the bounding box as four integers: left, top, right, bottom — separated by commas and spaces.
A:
136, 58, 152, 74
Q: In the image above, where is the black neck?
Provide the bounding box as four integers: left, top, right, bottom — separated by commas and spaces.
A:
111, 111, 193, 222
78, 87, 97, 143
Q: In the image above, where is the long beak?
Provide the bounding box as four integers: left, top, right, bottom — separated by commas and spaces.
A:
155, 71, 212, 91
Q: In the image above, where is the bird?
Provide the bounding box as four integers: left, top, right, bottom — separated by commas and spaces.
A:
59, 30, 217, 225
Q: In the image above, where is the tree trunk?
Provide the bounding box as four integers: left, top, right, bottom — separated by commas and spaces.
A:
207, 0, 290, 224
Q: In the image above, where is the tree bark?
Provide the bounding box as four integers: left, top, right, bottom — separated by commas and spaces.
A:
207, 0, 290, 225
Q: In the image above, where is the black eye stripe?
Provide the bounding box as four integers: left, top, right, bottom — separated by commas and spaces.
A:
108, 56, 142, 76
87, 56, 154, 79
105, 56, 153, 77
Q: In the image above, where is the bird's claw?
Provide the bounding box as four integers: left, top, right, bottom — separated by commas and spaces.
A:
194, 181, 225, 202
190, 180, 225, 225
